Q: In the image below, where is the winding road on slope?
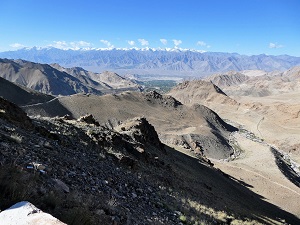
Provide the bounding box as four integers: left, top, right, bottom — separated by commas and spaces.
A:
21, 96, 61, 108
213, 131, 300, 217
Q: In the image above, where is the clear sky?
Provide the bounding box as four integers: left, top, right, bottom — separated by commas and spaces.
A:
0, 0, 299, 56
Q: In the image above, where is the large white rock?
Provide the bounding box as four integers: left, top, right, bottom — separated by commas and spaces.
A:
0, 201, 66, 225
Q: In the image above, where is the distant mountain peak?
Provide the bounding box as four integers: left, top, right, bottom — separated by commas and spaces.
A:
8, 46, 207, 53
1, 48, 300, 77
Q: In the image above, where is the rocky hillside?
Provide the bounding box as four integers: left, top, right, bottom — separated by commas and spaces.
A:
168, 76, 300, 159
1, 97, 299, 224
50, 64, 140, 92
0, 59, 140, 96
1, 48, 300, 77
205, 66, 300, 97
168, 80, 238, 107
23, 91, 237, 159
204, 71, 250, 87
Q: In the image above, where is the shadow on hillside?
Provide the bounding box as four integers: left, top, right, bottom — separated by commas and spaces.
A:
221, 171, 254, 189
0, 77, 54, 106
22, 98, 73, 118
270, 147, 300, 188
164, 145, 300, 225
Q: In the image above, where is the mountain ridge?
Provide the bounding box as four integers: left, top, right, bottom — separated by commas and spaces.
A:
23, 90, 236, 159
0, 58, 140, 96
205, 66, 300, 97
1, 47, 300, 77
0, 76, 54, 105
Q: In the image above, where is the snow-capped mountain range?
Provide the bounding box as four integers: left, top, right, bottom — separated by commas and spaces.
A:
1, 47, 300, 77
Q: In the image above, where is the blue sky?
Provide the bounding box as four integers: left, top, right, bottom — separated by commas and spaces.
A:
0, 0, 299, 56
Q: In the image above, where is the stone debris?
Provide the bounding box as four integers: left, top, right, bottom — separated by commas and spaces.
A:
78, 114, 100, 126
0, 97, 182, 224
145, 91, 182, 108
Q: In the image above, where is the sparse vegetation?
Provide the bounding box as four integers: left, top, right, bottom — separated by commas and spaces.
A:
42, 192, 62, 210
0, 165, 36, 209
179, 214, 187, 223
141, 80, 178, 93
61, 208, 93, 225
0, 165, 100, 224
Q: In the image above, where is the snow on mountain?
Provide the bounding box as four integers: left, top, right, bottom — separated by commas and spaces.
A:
1, 47, 300, 78
0, 201, 66, 225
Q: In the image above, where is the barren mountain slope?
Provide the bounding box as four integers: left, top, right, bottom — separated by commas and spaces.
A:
205, 66, 300, 97
213, 131, 300, 218
0, 59, 102, 95
168, 78, 300, 220
91, 71, 140, 89
23, 91, 236, 159
168, 79, 300, 157
51, 64, 140, 92
50, 63, 112, 90
0, 59, 140, 96
283, 65, 300, 80
204, 71, 250, 87
223, 75, 297, 97
0, 76, 54, 105
1, 97, 300, 224
168, 80, 238, 107
231, 94, 300, 158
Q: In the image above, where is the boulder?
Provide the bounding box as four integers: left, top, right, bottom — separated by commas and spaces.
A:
115, 117, 164, 151
78, 114, 100, 126
0, 201, 66, 225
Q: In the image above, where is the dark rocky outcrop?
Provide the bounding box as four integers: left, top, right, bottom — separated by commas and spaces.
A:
0, 97, 33, 130
115, 117, 165, 152
145, 91, 182, 108
78, 114, 100, 126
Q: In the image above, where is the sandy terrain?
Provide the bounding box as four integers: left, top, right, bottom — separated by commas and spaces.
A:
170, 81, 300, 160
213, 132, 300, 218
207, 93, 300, 219
168, 79, 300, 221
226, 93, 300, 162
